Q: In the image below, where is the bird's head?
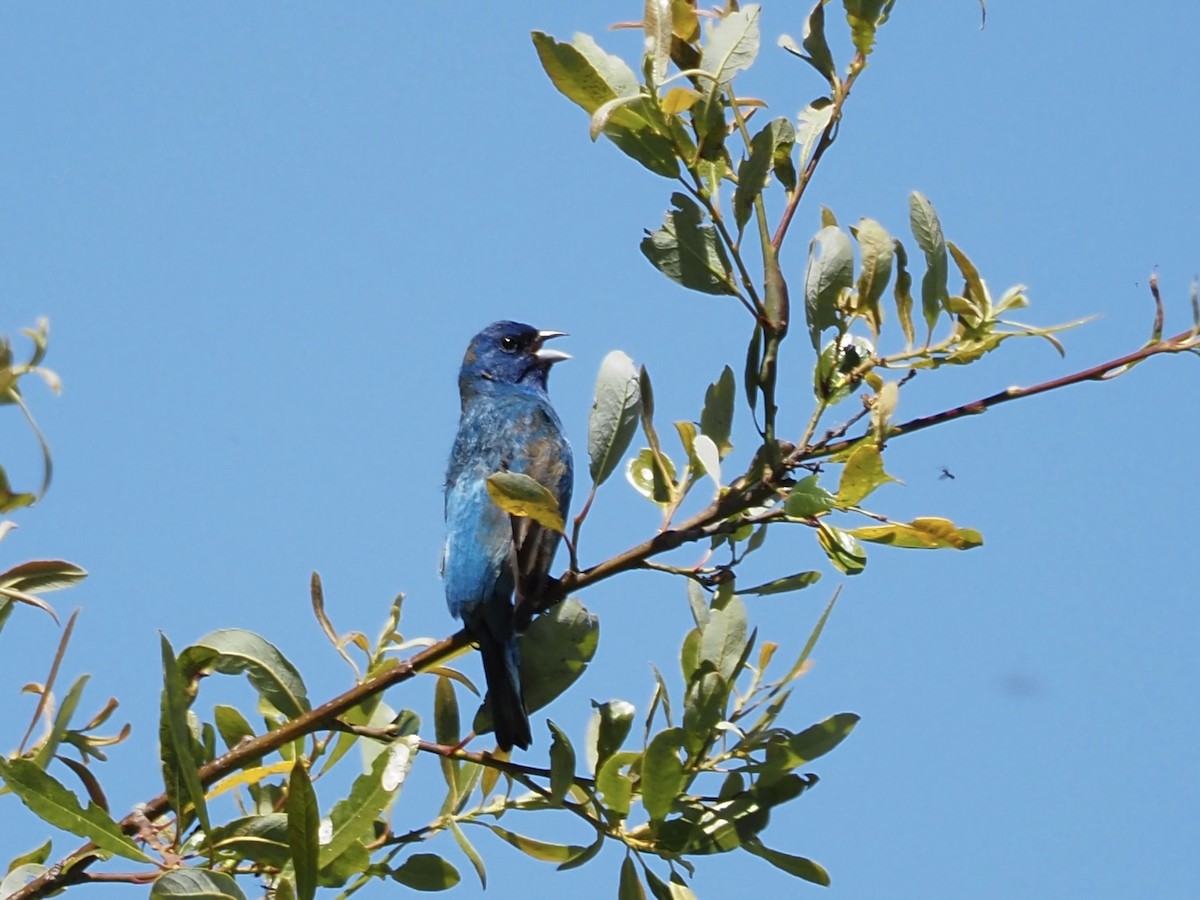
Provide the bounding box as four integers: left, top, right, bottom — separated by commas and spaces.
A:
459, 320, 569, 395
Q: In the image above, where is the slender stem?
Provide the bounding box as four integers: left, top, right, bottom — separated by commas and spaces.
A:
771, 54, 867, 254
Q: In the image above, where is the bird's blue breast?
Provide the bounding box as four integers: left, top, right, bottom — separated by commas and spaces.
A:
443, 382, 571, 623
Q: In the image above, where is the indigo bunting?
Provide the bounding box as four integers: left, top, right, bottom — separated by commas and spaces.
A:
443, 321, 573, 751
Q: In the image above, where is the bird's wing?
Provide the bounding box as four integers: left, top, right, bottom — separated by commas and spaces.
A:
510, 415, 573, 629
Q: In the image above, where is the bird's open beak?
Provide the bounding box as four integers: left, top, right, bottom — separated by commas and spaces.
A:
534, 330, 570, 365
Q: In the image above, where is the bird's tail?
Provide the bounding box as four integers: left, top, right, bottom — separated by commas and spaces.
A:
478, 631, 532, 752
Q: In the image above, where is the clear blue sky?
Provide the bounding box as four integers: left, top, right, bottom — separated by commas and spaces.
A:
2, 3, 1197, 898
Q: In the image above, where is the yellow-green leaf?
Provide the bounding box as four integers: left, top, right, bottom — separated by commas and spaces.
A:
485, 472, 564, 533
836, 443, 897, 506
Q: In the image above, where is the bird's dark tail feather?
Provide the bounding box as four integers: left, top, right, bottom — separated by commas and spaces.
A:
479, 633, 532, 752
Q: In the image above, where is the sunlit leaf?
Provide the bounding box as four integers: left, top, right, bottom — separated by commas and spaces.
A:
843, 0, 896, 56
817, 523, 866, 574
784, 474, 835, 518
486, 471, 565, 533
836, 443, 897, 506
848, 517, 984, 549
743, 838, 830, 885
700, 4, 761, 85
0, 758, 152, 863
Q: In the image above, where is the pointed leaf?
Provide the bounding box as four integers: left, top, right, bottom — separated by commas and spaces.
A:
588, 351, 642, 486
391, 854, 461, 891
700, 4, 761, 85
640, 193, 736, 296
547, 721, 576, 805
909, 191, 948, 336
699, 594, 749, 682
795, 97, 834, 172
179, 629, 310, 720
743, 839, 830, 886
0, 560, 87, 594
480, 824, 587, 863
287, 763, 320, 900
0, 758, 152, 863
849, 517, 983, 550
803, 225, 853, 349
836, 443, 897, 506
739, 571, 822, 595
734, 118, 794, 232
644, 0, 673, 84
699, 366, 736, 458
784, 474, 835, 518
853, 217, 894, 336
642, 728, 685, 822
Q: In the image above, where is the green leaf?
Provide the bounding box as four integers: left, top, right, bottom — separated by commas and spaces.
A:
734, 118, 794, 233
849, 517, 984, 550
208, 815, 289, 868
159, 633, 211, 840
640, 193, 737, 296
852, 217, 894, 337
801, 1, 837, 85
150, 869, 247, 900
179, 629, 310, 720
681, 670, 726, 756
474, 599, 599, 736
31, 673, 88, 769
836, 443, 897, 506
642, 728, 685, 822
699, 366, 736, 458
391, 854, 461, 892
5, 839, 53, 872
0, 758, 152, 863
531, 31, 679, 178
803, 225, 853, 349
318, 735, 418, 869
817, 524, 866, 574
619, 855, 647, 900
743, 838, 830, 885
892, 238, 916, 346
947, 241, 992, 320
213, 705, 256, 757
739, 571, 822, 595
531, 31, 636, 116
547, 721, 576, 805
785, 712, 859, 765
699, 594, 749, 682
448, 820, 486, 890
596, 750, 638, 818
843, 0, 896, 56
485, 471, 565, 533
784, 474, 835, 518
700, 4, 761, 85
588, 699, 635, 775
909, 191, 948, 337
743, 324, 762, 412
287, 763, 320, 900
0, 559, 86, 594
588, 350, 642, 486
431, 675, 463, 799
479, 824, 587, 863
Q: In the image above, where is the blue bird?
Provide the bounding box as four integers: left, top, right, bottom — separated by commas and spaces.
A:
443, 321, 573, 751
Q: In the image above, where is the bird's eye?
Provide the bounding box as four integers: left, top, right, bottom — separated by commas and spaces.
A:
499, 336, 519, 353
